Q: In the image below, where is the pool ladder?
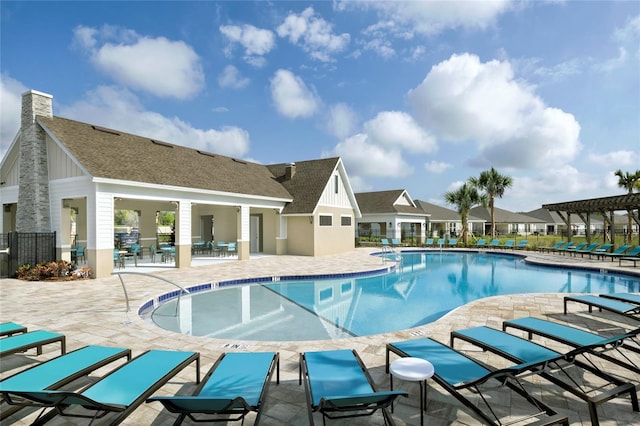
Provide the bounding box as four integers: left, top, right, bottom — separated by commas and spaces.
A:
112, 271, 191, 322
381, 246, 402, 270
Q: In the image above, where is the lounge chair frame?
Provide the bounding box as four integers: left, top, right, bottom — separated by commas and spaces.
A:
10, 349, 200, 425
300, 349, 406, 425
564, 294, 640, 320
502, 316, 640, 375
386, 338, 568, 426
0, 330, 66, 358
450, 326, 639, 426
148, 351, 279, 425
0, 346, 131, 420
0, 322, 27, 338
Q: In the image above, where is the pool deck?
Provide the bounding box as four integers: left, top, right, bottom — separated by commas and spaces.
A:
1, 248, 639, 425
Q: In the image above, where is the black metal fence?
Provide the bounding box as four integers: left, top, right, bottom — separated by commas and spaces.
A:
1, 232, 56, 278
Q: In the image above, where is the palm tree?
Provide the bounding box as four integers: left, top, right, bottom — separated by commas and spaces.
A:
614, 169, 640, 244
470, 167, 513, 238
444, 183, 488, 246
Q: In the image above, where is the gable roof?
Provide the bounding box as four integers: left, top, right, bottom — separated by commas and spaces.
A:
267, 158, 342, 215
470, 206, 544, 223
355, 190, 428, 217
524, 208, 604, 225
415, 200, 484, 222
37, 116, 293, 200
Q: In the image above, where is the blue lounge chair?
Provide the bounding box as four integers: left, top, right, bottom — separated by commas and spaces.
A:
8, 349, 200, 425
0, 346, 131, 420
436, 238, 446, 247
596, 244, 631, 261
559, 242, 587, 255
380, 238, 390, 247
450, 325, 639, 425
498, 239, 514, 249
502, 317, 640, 374
537, 241, 564, 253
423, 238, 434, 247
447, 238, 458, 247
487, 239, 501, 248
549, 241, 574, 253
0, 330, 65, 358
300, 349, 407, 425
0, 322, 27, 338
514, 240, 529, 250
391, 238, 402, 247
386, 338, 568, 426
564, 294, 640, 320
147, 352, 279, 425
474, 238, 486, 248
617, 245, 640, 266
588, 243, 614, 258
599, 293, 640, 305
570, 242, 600, 257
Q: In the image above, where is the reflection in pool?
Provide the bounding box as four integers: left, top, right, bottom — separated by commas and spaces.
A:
150, 252, 640, 341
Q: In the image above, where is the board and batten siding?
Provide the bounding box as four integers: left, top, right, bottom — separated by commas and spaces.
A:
317, 171, 353, 209
47, 136, 85, 180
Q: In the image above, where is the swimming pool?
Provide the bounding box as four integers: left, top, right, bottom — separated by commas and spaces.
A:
149, 252, 640, 341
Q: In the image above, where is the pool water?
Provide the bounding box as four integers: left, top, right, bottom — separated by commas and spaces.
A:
150, 252, 640, 341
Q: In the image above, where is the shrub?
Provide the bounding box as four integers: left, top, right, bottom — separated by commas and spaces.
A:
16, 260, 91, 281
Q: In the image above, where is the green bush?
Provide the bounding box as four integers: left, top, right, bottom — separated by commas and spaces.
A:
16, 260, 90, 281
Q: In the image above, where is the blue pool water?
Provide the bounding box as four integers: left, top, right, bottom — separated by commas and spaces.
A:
150, 252, 640, 341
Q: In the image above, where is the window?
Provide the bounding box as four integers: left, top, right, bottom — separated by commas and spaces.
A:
319, 215, 332, 226
334, 175, 339, 193
341, 215, 352, 226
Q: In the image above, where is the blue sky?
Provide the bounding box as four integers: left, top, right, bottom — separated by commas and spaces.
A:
1, 1, 638, 212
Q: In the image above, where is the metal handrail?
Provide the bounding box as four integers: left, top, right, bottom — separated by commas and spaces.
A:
112, 271, 190, 317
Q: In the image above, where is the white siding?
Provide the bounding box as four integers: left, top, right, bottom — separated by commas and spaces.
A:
318, 171, 352, 208
47, 137, 84, 180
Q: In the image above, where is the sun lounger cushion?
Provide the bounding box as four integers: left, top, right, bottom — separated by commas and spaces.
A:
0, 330, 65, 358
0, 322, 27, 338
600, 293, 640, 305
564, 294, 640, 318
148, 351, 278, 423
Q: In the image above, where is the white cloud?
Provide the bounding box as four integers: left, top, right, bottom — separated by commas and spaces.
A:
0, 74, 27, 158
344, 1, 512, 37
593, 47, 628, 72
613, 14, 640, 44
363, 111, 437, 154
219, 24, 275, 66
270, 69, 320, 119
72, 25, 204, 99
509, 166, 601, 206
326, 103, 358, 139
218, 65, 250, 89
60, 86, 250, 158
587, 150, 640, 168
331, 133, 413, 178
408, 53, 581, 168
277, 7, 350, 62
425, 160, 452, 174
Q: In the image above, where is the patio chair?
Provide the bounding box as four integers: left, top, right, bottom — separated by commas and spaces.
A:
0, 322, 27, 338
487, 239, 501, 248
0, 346, 131, 420
147, 352, 279, 425
514, 240, 529, 250
436, 238, 446, 247
113, 249, 124, 269
548, 241, 574, 253
537, 241, 564, 253
595, 244, 632, 261
380, 238, 390, 247
502, 316, 640, 374
559, 242, 587, 255
7, 349, 200, 425
599, 293, 640, 305
569, 242, 600, 257
474, 238, 486, 248
450, 325, 639, 425
447, 238, 458, 247
564, 294, 640, 320
74, 246, 86, 263
617, 245, 640, 266
299, 349, 407, 425
226, 242, 237, 256
587, 243, 614, 258
423, 238, 434, 247
0, 330, 66, 358
386, 337, 568, 426
498, 239, 514, 249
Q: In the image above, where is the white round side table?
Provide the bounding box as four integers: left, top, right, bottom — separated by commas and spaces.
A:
389, 357, 435, 426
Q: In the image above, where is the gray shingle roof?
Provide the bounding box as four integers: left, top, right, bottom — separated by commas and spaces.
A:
355, 190, 427, 216
38, 116, 293, 200
267, 158, 340, 214
415, 200, 484, 222
470, 206, 544, 223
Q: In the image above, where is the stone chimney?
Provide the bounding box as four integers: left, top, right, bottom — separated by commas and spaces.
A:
285, 162, 296, 180
16, 90, 53, 232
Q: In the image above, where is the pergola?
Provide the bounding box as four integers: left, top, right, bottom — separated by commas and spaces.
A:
543, 193, 640, 244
